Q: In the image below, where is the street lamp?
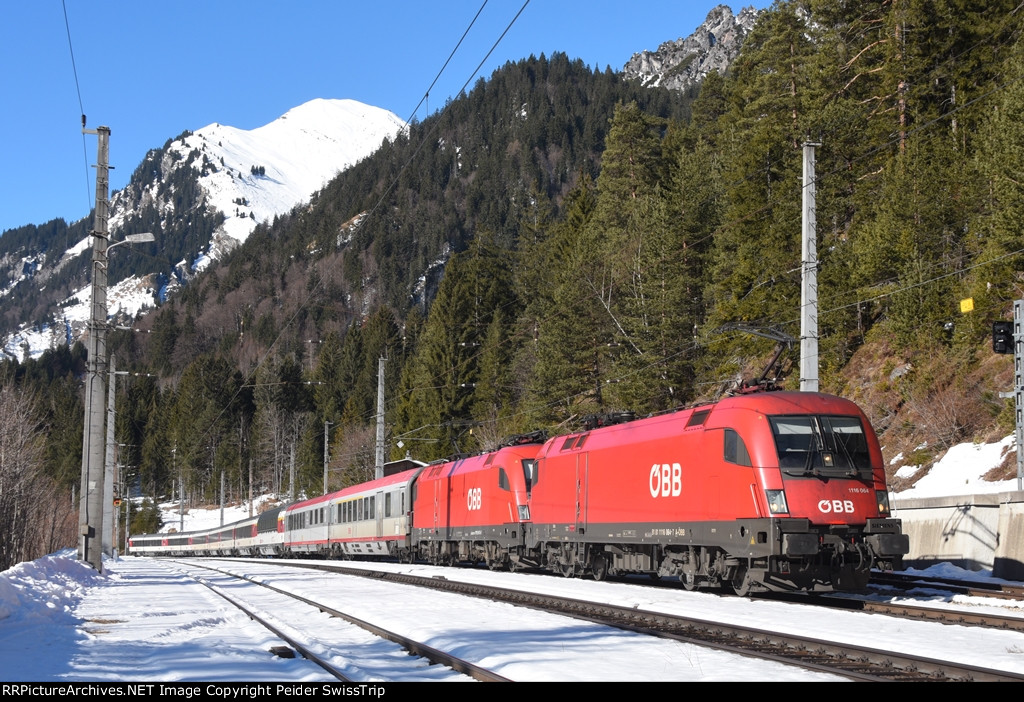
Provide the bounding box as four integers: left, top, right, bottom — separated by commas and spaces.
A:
77, 128, 155, 572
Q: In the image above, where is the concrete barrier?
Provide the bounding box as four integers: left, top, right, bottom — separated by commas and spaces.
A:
892, 491, 1024, 580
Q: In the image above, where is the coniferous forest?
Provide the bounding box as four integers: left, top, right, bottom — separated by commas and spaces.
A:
2, 1, 1022, 569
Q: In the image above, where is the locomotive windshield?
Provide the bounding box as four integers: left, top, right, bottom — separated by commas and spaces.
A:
769, 415, 873, 479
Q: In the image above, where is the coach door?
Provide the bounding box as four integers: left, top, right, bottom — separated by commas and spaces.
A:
376, 490, 384, 539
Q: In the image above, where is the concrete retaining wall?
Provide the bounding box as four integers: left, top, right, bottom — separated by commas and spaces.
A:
892, 491, 1024, 580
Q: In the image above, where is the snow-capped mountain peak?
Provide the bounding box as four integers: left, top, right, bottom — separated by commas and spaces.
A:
110, 98, 405, 266
2, 98, 405, 360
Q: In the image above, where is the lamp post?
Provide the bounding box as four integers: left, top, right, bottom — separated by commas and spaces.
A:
85, 231, 155, 570
77, 122, 154, 573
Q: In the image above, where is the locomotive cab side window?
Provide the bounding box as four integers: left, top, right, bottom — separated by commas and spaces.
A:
521, 458, 538, 493
723, 428, 752, 466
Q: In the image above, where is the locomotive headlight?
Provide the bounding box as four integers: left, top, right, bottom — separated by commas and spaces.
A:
765, 490, 789, 514
876, 490, 891, 516
518, 505, 530, 520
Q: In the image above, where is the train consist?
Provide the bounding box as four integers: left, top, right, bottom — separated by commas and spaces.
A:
130, 391, 910, 594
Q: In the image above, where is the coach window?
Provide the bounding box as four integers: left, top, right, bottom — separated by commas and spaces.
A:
724, 428, 752, 466
370, 496, 376, 518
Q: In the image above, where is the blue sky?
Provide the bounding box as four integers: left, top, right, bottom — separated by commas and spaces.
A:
1, 1, 768, 235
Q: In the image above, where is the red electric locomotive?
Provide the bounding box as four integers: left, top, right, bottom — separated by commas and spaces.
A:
517, 391, 908, 593
411, 437, 542, 569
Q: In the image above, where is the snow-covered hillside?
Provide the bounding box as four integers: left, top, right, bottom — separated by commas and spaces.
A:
2, 99, 405, 361
108, 98, 405, 264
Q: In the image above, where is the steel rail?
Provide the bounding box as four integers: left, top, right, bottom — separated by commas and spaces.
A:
253, 559, 1024, 682
171, 562, 352, 681
179, 559, 510, 682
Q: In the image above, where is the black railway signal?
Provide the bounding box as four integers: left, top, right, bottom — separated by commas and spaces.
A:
993, 321, 1014, 354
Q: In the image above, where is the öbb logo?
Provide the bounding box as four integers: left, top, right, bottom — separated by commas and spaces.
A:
649, 463, 682, 498
818, 499, 855, 514
467, 488, 482, 511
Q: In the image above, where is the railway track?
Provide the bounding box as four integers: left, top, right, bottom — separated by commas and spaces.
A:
170, 561, 356, 681
761, 589, 1024, 632
228, 559, 1024, 682
170, 560, 502, 682
857, 599, 1024, 631
870, 571, 1024, 600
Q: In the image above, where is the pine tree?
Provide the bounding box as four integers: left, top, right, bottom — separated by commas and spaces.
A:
964, 33, 1024, 329
393, 236, 515, 460
702, 2, 822, 383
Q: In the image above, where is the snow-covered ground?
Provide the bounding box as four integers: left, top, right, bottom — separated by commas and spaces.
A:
2, 546, 1023, 683
892, 433, 1018, 499
1, 432, 1021, 682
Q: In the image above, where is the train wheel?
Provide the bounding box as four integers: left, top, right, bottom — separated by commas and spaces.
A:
731, 567, 754, 597
591, 555, 608, 582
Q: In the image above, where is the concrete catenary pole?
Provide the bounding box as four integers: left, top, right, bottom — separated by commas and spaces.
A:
102, 355, 118, 556
79, 125, 111, 572
800, 141, 821, 392
1014, 300, 1023, 490
375, 356, 386, 479
323, 420, 331, 495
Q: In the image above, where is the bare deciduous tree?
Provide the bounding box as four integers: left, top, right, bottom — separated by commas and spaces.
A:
0, 383, 74, 572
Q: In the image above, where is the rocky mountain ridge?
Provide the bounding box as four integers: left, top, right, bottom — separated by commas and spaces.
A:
623, 5, 760, 91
